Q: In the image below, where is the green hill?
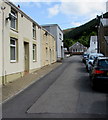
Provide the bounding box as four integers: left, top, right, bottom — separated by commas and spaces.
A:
64, 12, 108, 50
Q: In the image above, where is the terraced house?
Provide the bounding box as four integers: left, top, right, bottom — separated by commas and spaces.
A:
0, 0, 56, 85
41, 28, 56, 67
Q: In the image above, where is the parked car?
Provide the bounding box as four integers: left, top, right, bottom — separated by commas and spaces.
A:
89, 57, 108, 89
82, 52, 89, 63
86, 53, 104, 71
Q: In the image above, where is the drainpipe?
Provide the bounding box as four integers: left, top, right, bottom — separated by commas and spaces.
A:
1, 6, 6, 85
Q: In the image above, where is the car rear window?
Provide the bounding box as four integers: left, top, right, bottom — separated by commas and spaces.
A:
98, 59, 108, 67
90, 55, 95, 60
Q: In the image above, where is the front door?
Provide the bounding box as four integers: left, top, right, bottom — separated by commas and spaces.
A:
24, 42, 29, 74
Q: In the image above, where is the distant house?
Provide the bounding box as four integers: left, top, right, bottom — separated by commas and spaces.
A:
42, 24, 64, 60
87, 36, 98, 53
98, 18, 108, 56
69, 42, 87, 55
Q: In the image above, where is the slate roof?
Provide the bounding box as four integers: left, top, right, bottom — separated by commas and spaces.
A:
69, 42, 87, 49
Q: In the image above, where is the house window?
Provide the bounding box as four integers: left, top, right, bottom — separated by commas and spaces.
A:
10, 38, 17, 62
10, 8, 17, 30
59, 33, 62, 40
73, 49, 75, 52
33, 23, 36, 39
46, 34, 48, 44
33, 44, 36, 61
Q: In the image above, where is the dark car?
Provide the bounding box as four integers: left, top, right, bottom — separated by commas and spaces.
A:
89, 57, 108, 88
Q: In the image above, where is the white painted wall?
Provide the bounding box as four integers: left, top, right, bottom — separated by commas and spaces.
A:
0, 1, 3, 79
88, 36, 98, 53
0, 1, 41, 80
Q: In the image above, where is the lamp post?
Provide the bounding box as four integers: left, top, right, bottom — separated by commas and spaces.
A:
1, 6, 6, 85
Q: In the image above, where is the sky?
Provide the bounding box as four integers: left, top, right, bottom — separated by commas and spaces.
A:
11, 0, 107, 30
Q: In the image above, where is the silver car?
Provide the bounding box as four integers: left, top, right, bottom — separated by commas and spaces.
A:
86, 53, 104, 71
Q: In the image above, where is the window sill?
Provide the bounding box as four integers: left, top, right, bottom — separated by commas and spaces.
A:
10, 28, 18, 33
33, 37, 36, 40
10, 60, 17, 63
33, 60, 37, 62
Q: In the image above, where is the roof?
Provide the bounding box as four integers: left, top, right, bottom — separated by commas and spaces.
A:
42, 24, 63, 33
4, 0, 41, 28
69, 42, 87, 49
42, 27, 55, 39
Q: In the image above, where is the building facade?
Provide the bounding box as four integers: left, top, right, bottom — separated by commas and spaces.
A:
0, 0, 3, 85
87, 36, 98, 53
98, 18, 108, 56
69, 42, 87, 55
41, 28, 56, 67
42, 24, 64, 61
0, 0, 56, 85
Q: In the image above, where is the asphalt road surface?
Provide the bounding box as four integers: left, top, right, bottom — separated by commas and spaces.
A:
2, 56, 108, 118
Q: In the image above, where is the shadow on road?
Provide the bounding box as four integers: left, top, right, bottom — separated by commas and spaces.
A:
90, 100, 107, 116
74, 59, 108, 94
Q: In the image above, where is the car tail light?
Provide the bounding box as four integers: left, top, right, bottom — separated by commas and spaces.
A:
93, 70, 105, 74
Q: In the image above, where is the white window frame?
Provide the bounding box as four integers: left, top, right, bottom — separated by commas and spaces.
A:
10, 9, 17, 30
33, 44, 36, 61
10, 38, 17, 62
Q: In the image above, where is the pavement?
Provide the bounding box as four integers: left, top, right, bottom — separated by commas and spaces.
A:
2, 62, 62, 102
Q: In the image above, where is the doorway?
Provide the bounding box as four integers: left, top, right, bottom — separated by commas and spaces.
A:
24, 42, 29, 74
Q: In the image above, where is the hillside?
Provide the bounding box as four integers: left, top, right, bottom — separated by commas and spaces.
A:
63, 28, 76, 34
64, 12, 108, 50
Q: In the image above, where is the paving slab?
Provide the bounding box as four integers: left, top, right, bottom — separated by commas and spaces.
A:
2, 62, 62, 102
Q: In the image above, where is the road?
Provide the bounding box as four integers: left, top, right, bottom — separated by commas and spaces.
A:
2, 56, 108, 118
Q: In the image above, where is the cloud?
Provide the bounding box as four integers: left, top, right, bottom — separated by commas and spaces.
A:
47, 1, 106, 27
60, 2, 106, 16
10, 0, 107, 2
70, 22, 82, 27
48, 4, 60, 17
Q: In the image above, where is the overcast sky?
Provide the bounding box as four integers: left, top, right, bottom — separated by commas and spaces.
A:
12, 0, 107, 29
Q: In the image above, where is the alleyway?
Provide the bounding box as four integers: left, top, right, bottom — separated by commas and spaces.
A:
2, 56, 108, 118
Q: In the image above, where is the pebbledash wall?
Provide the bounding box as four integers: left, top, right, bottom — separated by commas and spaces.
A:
0, 0, 56, 85
41, 28, 56, 67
